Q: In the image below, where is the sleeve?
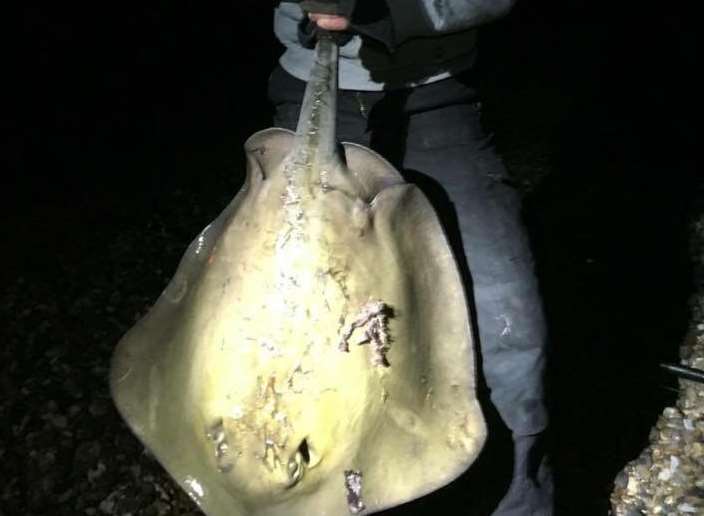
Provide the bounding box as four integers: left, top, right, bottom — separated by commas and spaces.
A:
351, 0, 517, 50
299, 0, 356, 17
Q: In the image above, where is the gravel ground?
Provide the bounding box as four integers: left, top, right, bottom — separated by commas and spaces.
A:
610, 205, 704, 514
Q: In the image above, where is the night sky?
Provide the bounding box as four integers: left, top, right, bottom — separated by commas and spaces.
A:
3, 1, 699, 514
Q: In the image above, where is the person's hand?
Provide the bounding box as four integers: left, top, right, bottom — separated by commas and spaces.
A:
308, 12, 349, 31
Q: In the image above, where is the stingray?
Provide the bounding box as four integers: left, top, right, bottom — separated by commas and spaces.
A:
110, 33, 486, 516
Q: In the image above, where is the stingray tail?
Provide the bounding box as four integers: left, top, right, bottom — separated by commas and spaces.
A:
294, 31, 339, 168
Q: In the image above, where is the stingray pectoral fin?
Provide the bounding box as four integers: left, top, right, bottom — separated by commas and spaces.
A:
353, 183, 486, 512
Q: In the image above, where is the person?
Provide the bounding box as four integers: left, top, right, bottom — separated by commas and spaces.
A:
268, 1, 553, 514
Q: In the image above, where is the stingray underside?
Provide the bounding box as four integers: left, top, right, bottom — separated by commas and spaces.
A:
110, 127, 486, 516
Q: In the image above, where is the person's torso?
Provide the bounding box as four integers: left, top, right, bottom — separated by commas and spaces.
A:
274, 3, 478, 91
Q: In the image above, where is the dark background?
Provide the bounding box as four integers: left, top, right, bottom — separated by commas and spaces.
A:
2, 1, 699, 514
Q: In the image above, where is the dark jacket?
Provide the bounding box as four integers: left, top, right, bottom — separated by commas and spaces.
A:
275, 1, 516, 90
